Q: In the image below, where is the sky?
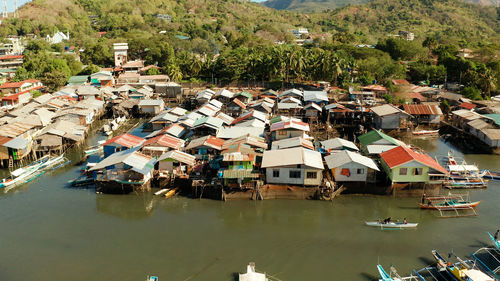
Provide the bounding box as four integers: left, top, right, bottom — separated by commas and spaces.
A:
6, 0, 32, 12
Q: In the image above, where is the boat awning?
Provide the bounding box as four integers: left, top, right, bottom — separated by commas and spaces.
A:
448, 164, 479, 172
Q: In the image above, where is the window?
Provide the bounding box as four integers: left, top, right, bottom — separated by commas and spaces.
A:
273, 169, 280, 178
357, 168, 364, 174
278, 130, 288, 136
399, 168, 407, 175
414, 168, 423, 175
289, 170, 301, 178
306, 172, 317, 179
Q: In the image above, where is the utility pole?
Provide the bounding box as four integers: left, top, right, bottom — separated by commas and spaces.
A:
2, 0, 7, 19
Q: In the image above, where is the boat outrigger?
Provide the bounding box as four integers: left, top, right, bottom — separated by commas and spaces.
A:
482, 170, 500, 181
487, 231, 500, 251
420, 194, 479, 217
441, 152, 488, 189
0, 154, 68, 191
377, 265, 420, 281
432, 250, 494, 281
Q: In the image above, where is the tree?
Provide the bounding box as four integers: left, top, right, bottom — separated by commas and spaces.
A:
42, 71, 68, 92
460, 86, 483, 100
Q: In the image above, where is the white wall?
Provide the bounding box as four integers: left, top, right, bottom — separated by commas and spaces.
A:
333, 162, 368, 182
265, 166, 322, 186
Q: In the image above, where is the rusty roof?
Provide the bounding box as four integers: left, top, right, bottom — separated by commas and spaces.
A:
102, 133, 144, 148
403, 104, 442, 115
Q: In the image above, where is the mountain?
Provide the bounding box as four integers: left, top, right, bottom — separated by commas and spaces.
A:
262, 0, 500, 12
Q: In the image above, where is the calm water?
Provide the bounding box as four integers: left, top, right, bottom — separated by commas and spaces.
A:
0, 135, 499, 281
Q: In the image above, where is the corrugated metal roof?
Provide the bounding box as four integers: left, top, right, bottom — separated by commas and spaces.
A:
221, 134, 267, 150
164, 123, 186, 138
209, 99, 223, 109
168, 107, 187, 116
3, 137, 28, 149
215, 112, 235, 125
103, 133, 145, 148
271, 137, 314, 150
320, 138, 358, 151
158, 150, 196, 166
142, 134, 185, 149
150, 111, 179, 123
403, 104, 442, 115
139, 99, 164, 107
371, 104, 407, 116
358, 130, 403, 147
452, 109, 482, 121
277, 103, 302, 110
90, 148, 156, 174
234, 119, 266, 128
303, 91, 328, 102
261, 147, 324, 169
193, 116, 224, 130
185, 135, 225, 150
380, 146, 447, 174
366, 144, 399, 154
0, 122, 35, 138
215, 89, 235, 98
270, 120, 310, 132
222, 152, 256, 162
278, 88, 303, 98
325, 150, 379, 170
198, 104, 219, 116
216, 127, 265, 139
304, 103, 322, 111
231, 98, 246, 109
467, 119, 491, 130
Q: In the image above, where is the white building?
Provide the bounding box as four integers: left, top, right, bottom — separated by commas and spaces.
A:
262, 147, 324, 186
113, 43, 129, 67
325, 150, 379, 182
47, 32, 69, 44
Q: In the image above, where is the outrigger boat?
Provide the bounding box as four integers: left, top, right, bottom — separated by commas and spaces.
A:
419, 195, 480, 210
481, 170, 500, 181
377, 265, 419, 281
412, 129, 439, 136
365, 221, 418, 229
441, 152, 487, 189
487, 232, 500, 250
432, 250, 494, 281
84, 140, 106, 156
239, 262, 267, 281
164, 188, 179, 199
0, 154, 67, 190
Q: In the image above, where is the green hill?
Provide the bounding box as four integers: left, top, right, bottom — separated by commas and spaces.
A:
262, 0, 499, 12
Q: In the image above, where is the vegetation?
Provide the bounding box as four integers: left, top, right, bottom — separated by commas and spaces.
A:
1, 0, 500, 99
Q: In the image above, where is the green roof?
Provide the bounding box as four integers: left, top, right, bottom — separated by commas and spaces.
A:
68, 75, 88, 85
235, 91, 253, 99
483, 114, 500, 126
270, 115, 285, 124
358, 130, 400, 147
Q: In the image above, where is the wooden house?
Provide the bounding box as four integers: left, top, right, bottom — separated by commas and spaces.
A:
185, 135, 225, 160
379, 145, 448, 184
138, 99, 165, 115
157, 150, 196, 176
141, 134, 185, 157
261, 147, 324, 186
403, 104, 443, 125
370, 104, 410, 130
270, 119, 310, 141
324, 150, 379, 183
357, 129, 404, 155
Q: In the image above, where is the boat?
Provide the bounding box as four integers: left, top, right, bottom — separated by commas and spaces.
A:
487, 232, 500, 250
432, 250, 494, 281
146, 276, 158, 281
377, 265, 419, 281
164, 188, 178, 199
482, 170, 500, 181
68, 176, 94, 187
154, 188, 169, 196
40, 154, 66, 170
85, 145, 103, 156
365, 221, 418, 229
239, 262, 267, 281
0, 160, 46, 189
441, 152, 487, 188
412, 129, 439, 136
419, 195, 480, 210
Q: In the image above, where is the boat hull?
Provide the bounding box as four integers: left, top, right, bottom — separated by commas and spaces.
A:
365, 222, 418, 228
419, 201, 480, 210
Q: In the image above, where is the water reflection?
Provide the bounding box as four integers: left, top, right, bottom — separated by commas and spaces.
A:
96, 193, 157, 220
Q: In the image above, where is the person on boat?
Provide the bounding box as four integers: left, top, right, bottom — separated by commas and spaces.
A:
421, 194, 426, 204
495, 229, 499, 240
383, 217, 391, 224
403, 218, 407, 224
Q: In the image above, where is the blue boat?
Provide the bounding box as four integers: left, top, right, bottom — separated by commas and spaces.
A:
487, 232, 500, 250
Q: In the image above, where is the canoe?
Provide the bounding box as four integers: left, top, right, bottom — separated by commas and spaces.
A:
365, 221, 418, 228
412, 130, 439, 135
419, 201, 480, 210
482, 170, 500, 181
164, 188, 178, 199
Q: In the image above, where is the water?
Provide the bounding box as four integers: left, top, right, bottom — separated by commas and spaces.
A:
0, 136, 499, 281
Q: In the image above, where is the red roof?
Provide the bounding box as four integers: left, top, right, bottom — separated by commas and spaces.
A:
103, 133, 144, 148
395, 92, 426, 101
0, 79, 40, 89
0, 55, 23, 60
0, 136, 12, 145
1, 85, 43, 101
231, 98, 246, 109
362, 85, 388, 92
460, 102, 476, 110
403, 104, 442, 115
142, 134, 184, 150
205, 135, 225, 149
380, 146, 448, 174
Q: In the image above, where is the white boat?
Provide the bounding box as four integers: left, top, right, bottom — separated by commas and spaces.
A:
0, 161, 46, 189
412, 129, 439, 136
40, 154, 66, 170
239, 263, 267, 281
85, 145, 103, 156
365, 221, 418, 229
